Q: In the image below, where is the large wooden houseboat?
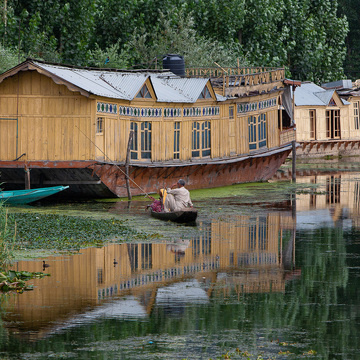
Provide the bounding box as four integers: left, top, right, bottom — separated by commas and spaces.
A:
0, 57, 296, 197
294, 80, 360, 158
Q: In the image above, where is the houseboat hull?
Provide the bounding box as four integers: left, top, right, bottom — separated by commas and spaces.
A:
0, 144, 292, 198
296, 140, 360, 158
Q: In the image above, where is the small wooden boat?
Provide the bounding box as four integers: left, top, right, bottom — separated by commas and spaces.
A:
150, 208, 198, 223
0, 186, 69, 205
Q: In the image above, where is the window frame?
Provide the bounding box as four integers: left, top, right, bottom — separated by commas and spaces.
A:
354, 101, 359, 130
229, 106, 234, 120
191, 120, 211, 158
136, 84, 152, 99
326, 109, 340, 139
96, 117, 104, 134
248, 113, 267, 151
309, 109, 316, 140
174, 122, 180, 159
130, 120, 152, 160
198, 86, 212, 99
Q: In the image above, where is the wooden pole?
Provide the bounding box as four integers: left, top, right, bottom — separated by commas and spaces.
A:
75, 125, 150, 197
292, 140, 296, 182
125, 131, 134, 200
24, 162, 30, 189
291, 82, 296, 182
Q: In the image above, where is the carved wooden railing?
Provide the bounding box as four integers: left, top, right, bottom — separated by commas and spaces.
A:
186, 67, 286, 96
186, 67, 285, 83
280, 128, 296, 145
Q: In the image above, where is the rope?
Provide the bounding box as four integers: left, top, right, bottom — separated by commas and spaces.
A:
75, 125, 151, 198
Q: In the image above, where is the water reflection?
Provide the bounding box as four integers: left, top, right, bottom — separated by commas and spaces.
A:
1, 172, 359, 359
4, 211, 296, 340
296, 173, 360, 230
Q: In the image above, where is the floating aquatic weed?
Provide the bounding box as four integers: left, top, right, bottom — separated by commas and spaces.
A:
0, 270, 50, 293
7, 212, 147, 251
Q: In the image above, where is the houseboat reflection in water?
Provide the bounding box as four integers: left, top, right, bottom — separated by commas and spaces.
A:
4, 211, 296, 340
296, 172, 360, 230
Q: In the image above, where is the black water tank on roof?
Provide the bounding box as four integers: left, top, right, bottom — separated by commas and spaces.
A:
162, 54, 185, 77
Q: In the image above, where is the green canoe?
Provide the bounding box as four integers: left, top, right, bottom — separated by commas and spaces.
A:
0, 186, 69, 205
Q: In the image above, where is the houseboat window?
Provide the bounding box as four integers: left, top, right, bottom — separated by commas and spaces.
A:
96, 117, 103, 134
141, 244, 152, 270
258, 114, 267, 148
174, 122, 180, 159
229, 106, 234, 119
329, 97, 336, 106
192, 121, 211, 158
258, 217, 267, 251
202, 226, 211, 255
248, 216, 267, 254
130, 121, 152, 159
192, 122, 200, 157
355, 182, 360, 210
193, 237, 200, 258
141, 121, 152, 159
202, 121, 211, 156
130, 122, 138, 159
248, 114, 267, 150
309, 110, 316, 139
198, 86, 212, 99
97, 269, 103, 285
248, 116, 257, 150
136, 84, 151, 98
326, 175, 340, 204
128, 244, 139, 271
354, 101, 359, 130
249, 221, 257, 250
326, 110, 340, 139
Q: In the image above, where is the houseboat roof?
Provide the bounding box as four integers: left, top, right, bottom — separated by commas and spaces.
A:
294, 82, 350, 106
0, 59, 227, 103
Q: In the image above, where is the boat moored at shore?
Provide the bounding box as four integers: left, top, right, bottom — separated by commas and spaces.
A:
0, 57, 297, 197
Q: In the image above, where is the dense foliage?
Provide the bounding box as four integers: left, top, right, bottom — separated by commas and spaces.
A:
0, 0, 355, 82
338, 0, 360, 79
0, 203, 15, 270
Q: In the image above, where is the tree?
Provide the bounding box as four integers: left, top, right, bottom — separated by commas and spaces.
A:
120, 10, 250, 69
0, 45, 24, 73
0, 0, 95, 65
285, 0, 348, 83
185, 0, 246, 44
337, 0, 360, 80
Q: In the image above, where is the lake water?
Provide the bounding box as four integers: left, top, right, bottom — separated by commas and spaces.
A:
0, 167, 359, 359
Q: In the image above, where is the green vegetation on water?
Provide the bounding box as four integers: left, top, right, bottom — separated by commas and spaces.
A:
0, 203, 151, 291
0, 270, 50, 293
7, 212, 149, 253
0, 203, 15, 269
1, 203, 45, 292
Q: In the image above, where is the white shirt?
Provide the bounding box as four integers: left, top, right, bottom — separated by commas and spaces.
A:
166, 187, 193, 209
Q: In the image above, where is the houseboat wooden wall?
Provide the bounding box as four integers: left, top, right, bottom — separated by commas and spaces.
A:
0, 71, 284, 164
294, 87, 360, 158
0, 60, 294, 196
295, 92, 350, 141
0, 71, 96, 161
296, 173, 360, 214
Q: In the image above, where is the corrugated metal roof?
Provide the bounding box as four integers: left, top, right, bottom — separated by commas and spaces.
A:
33, 61, 221, 103
314, 90, 334, 104
294, 83, 326, 106
100, 72, 150, 100
321, 79, 353, 90
34, 62, 125, 99
294, 82, 347, 106
152, 76, 210, 103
